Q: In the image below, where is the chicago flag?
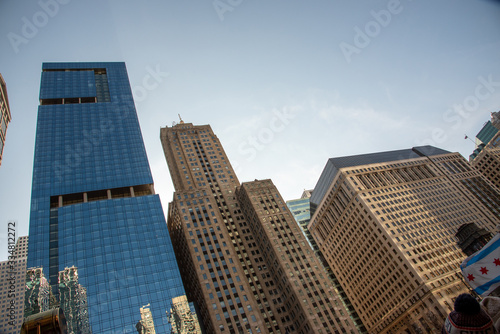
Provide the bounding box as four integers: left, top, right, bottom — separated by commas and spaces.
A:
461, 233, 500, 296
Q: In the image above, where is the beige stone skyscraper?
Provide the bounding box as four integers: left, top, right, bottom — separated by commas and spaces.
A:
161, 121, 358, 334
308, 146, 500, 333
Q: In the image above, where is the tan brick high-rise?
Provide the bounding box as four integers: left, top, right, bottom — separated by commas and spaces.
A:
161, 121, 358, 334
308, 146, 500, 334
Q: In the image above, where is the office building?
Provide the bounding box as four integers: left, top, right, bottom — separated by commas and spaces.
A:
0, 73, 11, 166
308, 146, 500, 333
236, 179, 359, 333
287, 193, 367, 333
28, 62, 189, 333
455, 223, 493, 256
470, 115, 500, 190
161, 122, 357, 334
286, 190, 315, 248
469, 120, 497, 161
0, 236, 28, 334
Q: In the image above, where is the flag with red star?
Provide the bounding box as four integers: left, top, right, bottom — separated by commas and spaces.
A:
461, 233, 500, 296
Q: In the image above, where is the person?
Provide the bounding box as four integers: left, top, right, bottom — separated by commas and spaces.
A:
481, 296, 500, 332
442, 293, 496, 333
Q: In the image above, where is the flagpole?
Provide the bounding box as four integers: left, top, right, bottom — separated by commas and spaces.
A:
464, 134, 476, 145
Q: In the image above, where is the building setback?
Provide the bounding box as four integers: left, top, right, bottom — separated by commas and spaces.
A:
161, 122, 357, 334
0, 236, 28, 334
0, 73, 11, 166
308, 146, 500, 333
27, 62, 188, 333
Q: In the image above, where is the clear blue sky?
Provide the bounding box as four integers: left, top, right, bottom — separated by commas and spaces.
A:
1, 0, 499, 260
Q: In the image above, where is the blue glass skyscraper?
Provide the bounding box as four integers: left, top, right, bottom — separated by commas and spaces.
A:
28, 62, 186, 333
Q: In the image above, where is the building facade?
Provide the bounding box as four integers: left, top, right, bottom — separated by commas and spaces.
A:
0, 73, 11, 166
469, 114, 500, 189
287, 193, 367, 334
161, 122, 357, 334
308, 146, 500, 333
27, 62, 188, 333
470, 131, 500, 190
455, 223, 493, 256
0, 235, 28, 334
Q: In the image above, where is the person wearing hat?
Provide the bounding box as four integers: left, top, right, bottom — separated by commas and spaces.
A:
442, 293, 496, 333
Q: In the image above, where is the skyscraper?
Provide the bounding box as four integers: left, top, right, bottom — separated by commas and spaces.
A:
286, 190, 315, 249
161, 122, 357, 334
0, 73, 11, 166
28, 62, 188, 333
287, 193, 367, 334
308, 146, 500, 333
469, 116, 500, 190
0, 235, 28, 334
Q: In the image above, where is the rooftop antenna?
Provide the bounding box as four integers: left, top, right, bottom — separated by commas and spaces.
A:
178, 114, 184, 124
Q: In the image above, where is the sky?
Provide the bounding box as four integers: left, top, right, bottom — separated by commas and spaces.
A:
0, 0, 499, 261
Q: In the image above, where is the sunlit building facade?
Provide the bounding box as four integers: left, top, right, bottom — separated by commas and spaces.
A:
469, 114, 500, 190
27, 62, 188, 333
0, 73, 11, 166
309, 146, 500, 333
161, 122, 357, 334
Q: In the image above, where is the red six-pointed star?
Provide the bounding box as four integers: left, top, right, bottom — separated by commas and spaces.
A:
480, 267, 489, 275
468, 274, 475, 282
494, 258, 500, 266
